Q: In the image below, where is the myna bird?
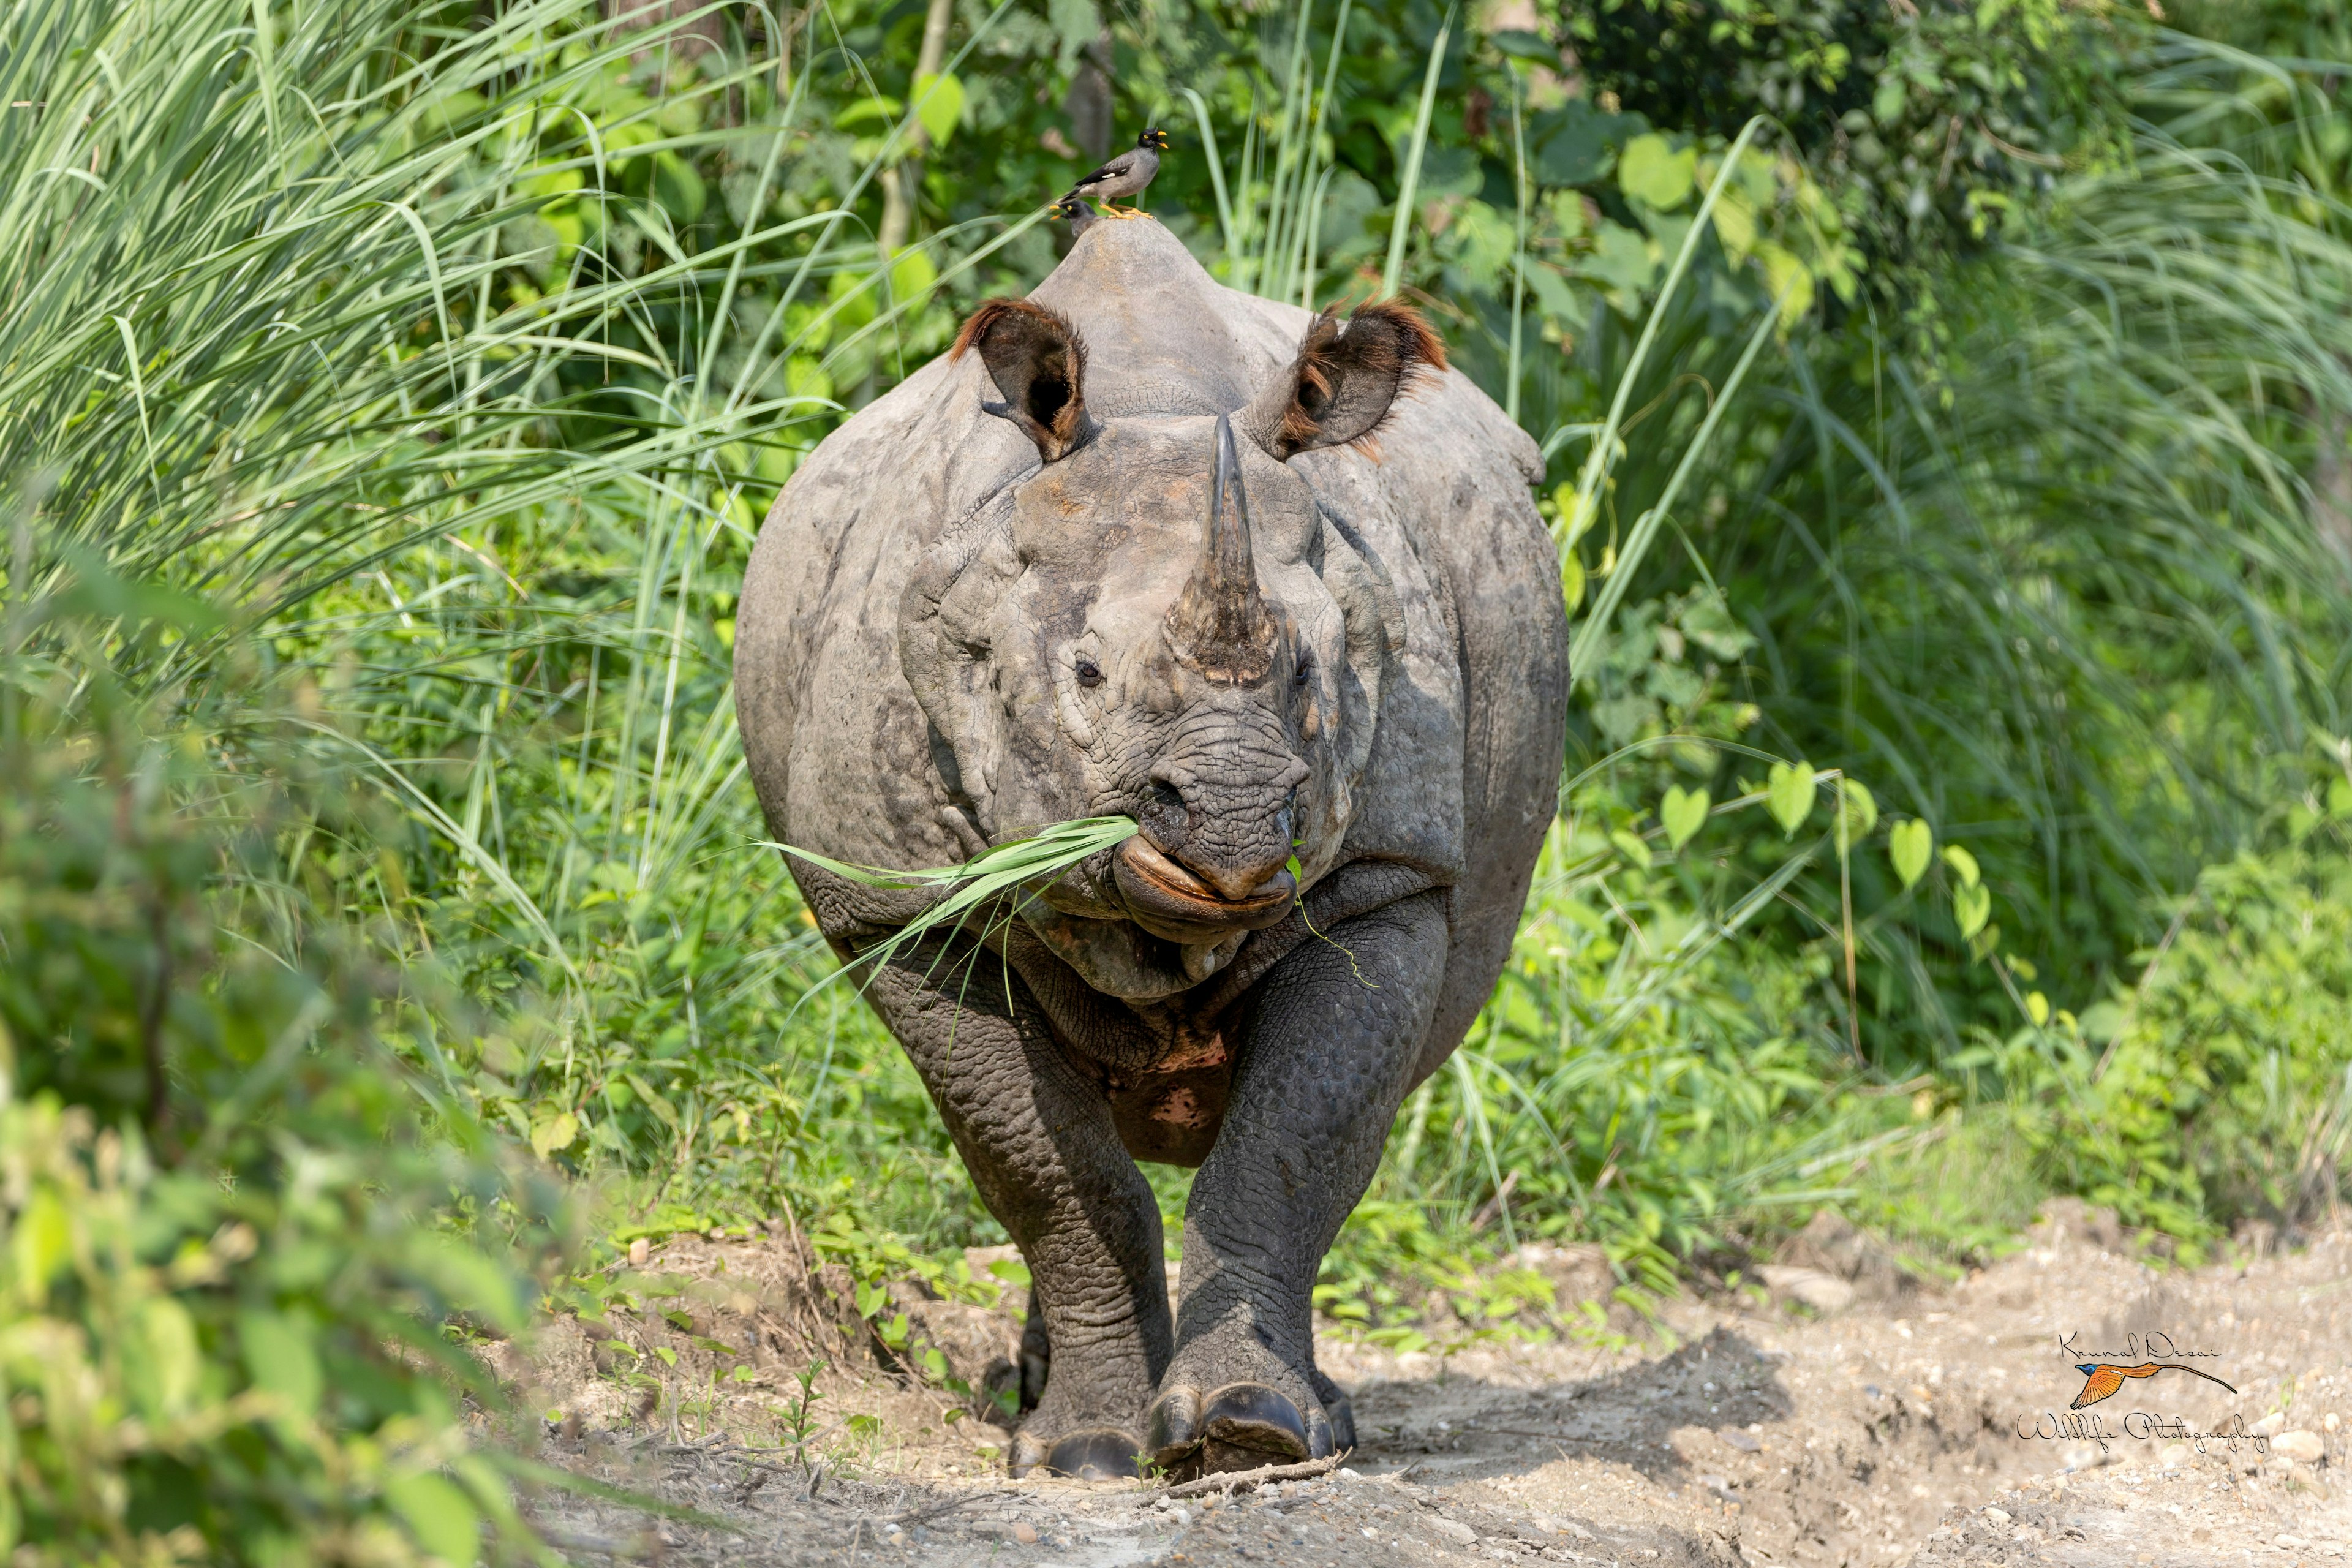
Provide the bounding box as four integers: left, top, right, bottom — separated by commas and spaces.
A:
2069, 1362, 2237, 1411
1050, 195, 1099, 238
1060, 128, 1170, 221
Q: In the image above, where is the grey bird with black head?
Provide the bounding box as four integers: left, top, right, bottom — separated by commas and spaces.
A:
1061, 127, 1169, 220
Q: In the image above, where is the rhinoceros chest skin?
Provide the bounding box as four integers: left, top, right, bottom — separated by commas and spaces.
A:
734, 220, 1566, 1137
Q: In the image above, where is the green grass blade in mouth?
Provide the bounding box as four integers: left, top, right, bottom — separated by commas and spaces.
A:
763, 815, 1141, 982
765, 815, 1139, 891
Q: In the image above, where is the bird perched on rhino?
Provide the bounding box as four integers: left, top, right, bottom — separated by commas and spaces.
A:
1050, 195, 1099, 239
1060, 128, 1170, 220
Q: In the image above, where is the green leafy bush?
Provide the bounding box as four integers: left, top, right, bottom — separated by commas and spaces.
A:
0, 623, 562, 1565
2027, 804, 2352, 1244
1567, 0, 2136, 304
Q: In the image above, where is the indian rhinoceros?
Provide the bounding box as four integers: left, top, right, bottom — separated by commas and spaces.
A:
734, 218, 1568, 1479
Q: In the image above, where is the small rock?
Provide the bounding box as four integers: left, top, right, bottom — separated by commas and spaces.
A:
1982, 1507, 2011, 1524
1011, 1521, 1038, 1544
2252, 1412, 2286, 1438
2034, 1197, 2125, 1253
627, 1237, 650, 1267
1431, 1518, 1479, 1545
1503, 1240, 1618, 1313
2271, 1430, 2323, 1463
1777, 1208, 1919, 1300
2275, 1534, 2308, 1551
1755, 1265, 1855, 1314
1718, 1428, 1762, 1453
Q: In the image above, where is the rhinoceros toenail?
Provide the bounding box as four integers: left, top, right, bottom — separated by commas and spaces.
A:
1045, 1428, 1143, 1482
1008, 1430, 1049, 1479
1147, 1385, 1204, 1465
1200, 1382, 1310, 1461
1325, 1393, 1359, 1451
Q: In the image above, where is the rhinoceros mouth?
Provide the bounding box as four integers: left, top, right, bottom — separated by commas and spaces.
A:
1112, 837, 1295, 944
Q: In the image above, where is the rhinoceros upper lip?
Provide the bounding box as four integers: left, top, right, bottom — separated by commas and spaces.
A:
1112, 837, 1294, 940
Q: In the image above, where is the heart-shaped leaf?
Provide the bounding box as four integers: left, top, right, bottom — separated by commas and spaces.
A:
1660, 785, 1709, 850
1834, 778, 1877, 851
1953, 881, 1991, 940
1888, 819, 1932, 889
1942, 843, 1981, 888
1766, 760, 1814, 837
1618, 132, 1697, 209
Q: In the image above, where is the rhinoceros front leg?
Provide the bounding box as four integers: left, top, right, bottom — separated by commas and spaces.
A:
1147, 889, 1449, 1474
858, 935, 1171, 1480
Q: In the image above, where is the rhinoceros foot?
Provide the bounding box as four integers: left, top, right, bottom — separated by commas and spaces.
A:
1008, 1425, 1144, 1482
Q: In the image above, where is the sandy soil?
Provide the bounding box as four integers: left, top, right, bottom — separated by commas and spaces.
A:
496, 1206, 2350, 1567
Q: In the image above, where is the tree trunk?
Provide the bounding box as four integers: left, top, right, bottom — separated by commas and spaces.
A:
878, 0, 956, 257
1064, 30, 1116, 164
602, 0, 725, 69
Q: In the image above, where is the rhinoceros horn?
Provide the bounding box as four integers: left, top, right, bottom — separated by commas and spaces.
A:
1164, 414, 1280, 684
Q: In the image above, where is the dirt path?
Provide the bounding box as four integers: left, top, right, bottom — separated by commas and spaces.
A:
508, 1212, 2350, 1566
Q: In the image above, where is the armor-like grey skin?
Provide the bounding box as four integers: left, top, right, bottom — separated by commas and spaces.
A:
734, 220, 1569, 1480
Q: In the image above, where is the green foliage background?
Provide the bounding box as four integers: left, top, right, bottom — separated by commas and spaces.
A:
4, 0, 2351, 1556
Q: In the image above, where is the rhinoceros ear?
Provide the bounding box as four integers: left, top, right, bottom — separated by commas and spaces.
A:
1243, 301, 1446, 459
952, 298, 1091, 462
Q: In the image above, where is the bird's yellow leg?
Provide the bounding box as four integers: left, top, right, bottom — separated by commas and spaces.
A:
1099, 201, 1148, 221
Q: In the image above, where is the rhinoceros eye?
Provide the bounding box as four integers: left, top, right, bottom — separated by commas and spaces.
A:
1075, 657, 1104, 688
1292, 653, 1313, 689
